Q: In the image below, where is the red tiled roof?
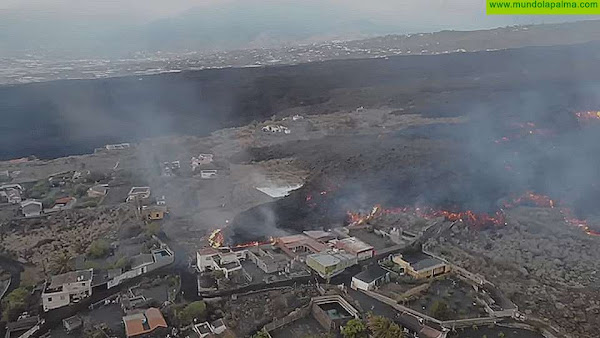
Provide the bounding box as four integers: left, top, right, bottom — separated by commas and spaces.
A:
123, 308, 167, 337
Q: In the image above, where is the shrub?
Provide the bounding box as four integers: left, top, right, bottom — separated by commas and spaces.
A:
2, 287, 29, 321
87, 240, 110, 258
430, 300, 452, 320
179, 301, 207, 324
341, 318, 368, 338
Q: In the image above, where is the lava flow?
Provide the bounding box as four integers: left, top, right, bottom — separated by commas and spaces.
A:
208, 228, 275, 248
208, 228, 225, 248
347, 191, 599, 236
574, 111, 600, 123
494, 122, 555, 144
347, 204, 506, 228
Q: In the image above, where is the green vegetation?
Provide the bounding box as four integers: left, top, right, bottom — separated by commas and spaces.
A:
342, 318, 368, 338
178, 301, 207, 324
2, 287, 30, 321
86, 171, 106, 183
28, 180, 50, 199
367, 315, 404, 338
87, 239, 110, 258
251, 329, 270, 338
73, 184, 89, 198
146, 222, 161, 236
430, 300, 452, 320
113, 256, 130, 270
498, 332, 506, 338
76, 197, 99, 209
49, 252, 73, 274
211, 270, 225, 280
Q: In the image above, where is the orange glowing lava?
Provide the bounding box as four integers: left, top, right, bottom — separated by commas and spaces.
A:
575, 111, 600, 123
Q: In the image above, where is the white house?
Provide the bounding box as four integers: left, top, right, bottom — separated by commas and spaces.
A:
351, 265, 390, 291
196, 247, 247, 279
42, 269, 93, 311
126, 187, 150, 202
87, 185, 108, 198
193, 319, 227, 338
21, 200, 42, 218
200, 170, 217, 179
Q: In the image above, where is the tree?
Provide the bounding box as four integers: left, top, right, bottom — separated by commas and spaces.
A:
342, 318, 368, 338
251, 329, 270, 338
179, 301, 207, 324
87, 239, 110, 258
49, 252, 72, 274
367, 315, 404, 338
74, 184, 89, 198
113, 256, 130, 270
2, 287, 30, 321
430, 300, 452, 320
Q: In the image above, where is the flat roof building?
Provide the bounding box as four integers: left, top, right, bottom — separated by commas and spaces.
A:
276, 234, 328, 260
306, 251, 357, 280
393, 252, 450, 280
351, 265, 390, 291
42, 269, 93, 311
334, 237, 374, 261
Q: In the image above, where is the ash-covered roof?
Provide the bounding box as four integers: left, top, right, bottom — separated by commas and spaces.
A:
399, 252, 446, 272
48, 269, 93, 289
353, 265, 388, 283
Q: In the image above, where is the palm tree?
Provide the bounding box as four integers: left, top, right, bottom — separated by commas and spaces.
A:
367, 315, 404, 338
49, 252, 72, 275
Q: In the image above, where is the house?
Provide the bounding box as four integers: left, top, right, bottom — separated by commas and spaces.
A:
108, 248, 174, 289
200, 170, 218, 179
262, 125, 290, 134
20, 200, 42, 218
42, 269, 93, 311
334, 237, 374, 261
276, 234, 328, 261
303, 230, 337, 243
191, 154, 214, 172
0, 184, 23, 192
62, 315, 83, 333
196, 247, 246, 279
0, 188, 21, 204
88, 185, 108, 198
123, 308, 168, 337
392, 252, 451, 279
193, 319, 228, 338
351, 265, 390, 291
247, 244, 290, 274
45, 197, 76, 214
143, 205, 168, 221
0, 184, 23, 203
126, 187, 151, 202
105, 143, 131, 151
306, 252, 357, 280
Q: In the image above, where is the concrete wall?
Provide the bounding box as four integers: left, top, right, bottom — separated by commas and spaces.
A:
312, 303, 335, 332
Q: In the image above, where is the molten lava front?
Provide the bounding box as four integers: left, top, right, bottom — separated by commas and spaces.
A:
347, 204, 506, 228
575, 111, 600, 123
347, 191, 599, 236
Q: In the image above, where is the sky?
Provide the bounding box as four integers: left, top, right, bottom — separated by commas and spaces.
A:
0, 0, 585, 58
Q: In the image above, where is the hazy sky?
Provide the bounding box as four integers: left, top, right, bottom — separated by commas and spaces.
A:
0, 0, 542, 24
0, 0, 584, 57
